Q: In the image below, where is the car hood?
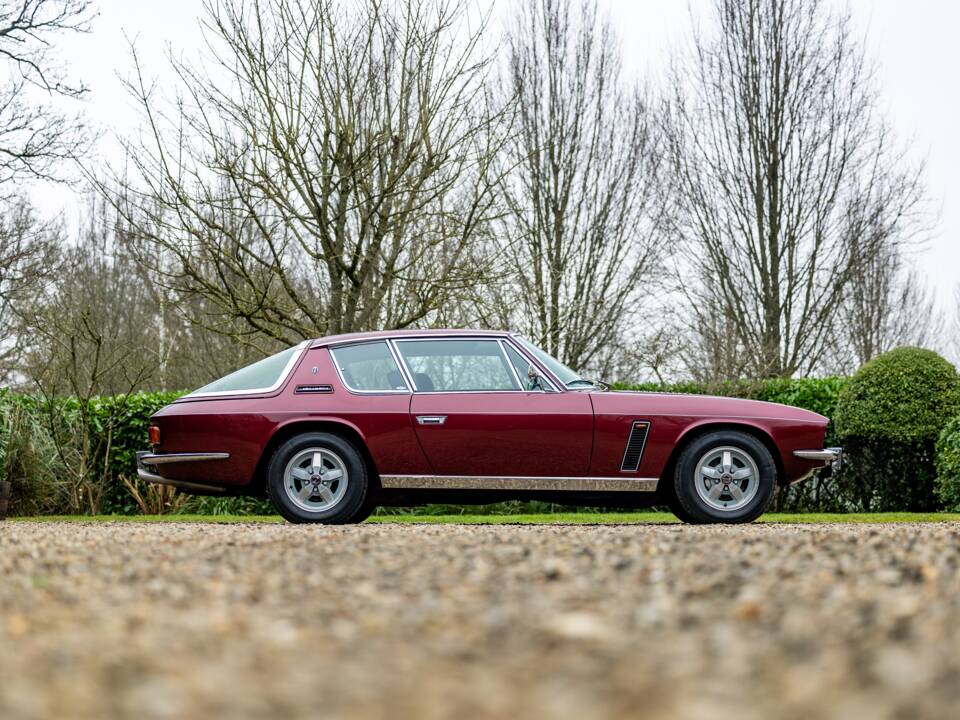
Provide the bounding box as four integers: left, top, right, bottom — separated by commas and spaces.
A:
594, 390, 828, 424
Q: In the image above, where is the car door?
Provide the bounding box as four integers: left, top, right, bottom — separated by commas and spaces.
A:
395, 337, 593, 477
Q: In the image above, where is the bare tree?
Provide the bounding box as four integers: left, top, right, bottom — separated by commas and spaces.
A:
24, 203, 156, 396
666, 0, 926, 379
0, 0, 93, 185
498, 0, 665, 375
837, 242, 940, 371
951, 284, 960, 367
103, 0, 508, 347
0, 196, 59, 382
18, 194, 263, 393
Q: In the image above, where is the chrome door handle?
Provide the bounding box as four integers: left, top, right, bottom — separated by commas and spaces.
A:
416, 415, 447, 425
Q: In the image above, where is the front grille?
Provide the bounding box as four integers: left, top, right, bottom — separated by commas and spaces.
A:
620, 421, 650, 472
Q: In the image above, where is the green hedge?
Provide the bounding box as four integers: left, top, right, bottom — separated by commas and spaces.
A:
0, 391, 185, 516
936, 416, 960, 511
835, 347, 960, 443
833, 348, 960, 512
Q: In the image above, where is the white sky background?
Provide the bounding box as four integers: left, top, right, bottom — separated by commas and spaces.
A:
34, 0, 960, 313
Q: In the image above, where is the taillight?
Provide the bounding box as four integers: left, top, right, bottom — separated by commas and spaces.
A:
149, 425, 162, 445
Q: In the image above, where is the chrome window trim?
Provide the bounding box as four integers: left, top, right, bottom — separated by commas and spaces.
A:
386, 339, 416, 391
508, 333, 574, 391
393, 337, 528, 394
185, 341, 308, 399
500, 337, 559, 392
497, 338, 524, 390
328, 340, 412, 396
496, 339, 524, 391
322, 333, 565, 394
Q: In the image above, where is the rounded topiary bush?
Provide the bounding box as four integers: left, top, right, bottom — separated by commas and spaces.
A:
936, 416, 960, 511
834, 347, 960, 511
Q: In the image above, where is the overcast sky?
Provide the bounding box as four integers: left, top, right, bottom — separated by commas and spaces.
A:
37, 0, 959, 309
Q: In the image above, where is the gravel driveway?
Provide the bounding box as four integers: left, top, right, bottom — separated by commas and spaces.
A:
2, 521, 959, 719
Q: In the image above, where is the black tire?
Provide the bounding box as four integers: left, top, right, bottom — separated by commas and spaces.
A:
267, 432, 369, 524
672, 430, 777, 524
350, 494, 379, 523
665, 492, 704, 524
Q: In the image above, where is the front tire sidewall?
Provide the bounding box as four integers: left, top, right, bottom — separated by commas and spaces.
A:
267, 432, 368, 524
674, 431, 776, 524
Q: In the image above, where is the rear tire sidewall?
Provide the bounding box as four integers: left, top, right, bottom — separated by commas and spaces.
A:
673, 430, 776, 524
267, 432, 369, 524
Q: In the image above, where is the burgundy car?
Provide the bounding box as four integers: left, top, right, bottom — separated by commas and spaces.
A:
137, 329, 840, 523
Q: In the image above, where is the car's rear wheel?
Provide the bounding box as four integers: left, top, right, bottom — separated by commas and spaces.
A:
672, 430, 776, 524
267, 432, 369, 523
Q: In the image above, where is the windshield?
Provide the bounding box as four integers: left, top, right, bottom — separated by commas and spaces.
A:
190, 342, 306, 396
513, 336, 584, 387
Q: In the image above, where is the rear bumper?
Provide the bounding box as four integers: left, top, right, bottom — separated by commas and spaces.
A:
136, 451, 231, 495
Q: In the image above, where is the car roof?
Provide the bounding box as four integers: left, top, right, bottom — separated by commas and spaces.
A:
309, 328, 515, 348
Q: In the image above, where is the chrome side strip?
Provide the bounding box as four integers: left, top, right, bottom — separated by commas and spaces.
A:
140, 452, 230, 464
379, 475, 659, 492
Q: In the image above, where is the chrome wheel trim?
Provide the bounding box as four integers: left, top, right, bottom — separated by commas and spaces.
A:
693, 445, 760, 512
284, 447, 349, 513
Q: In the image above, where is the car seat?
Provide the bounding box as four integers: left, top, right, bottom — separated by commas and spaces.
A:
413, 373, 435, 391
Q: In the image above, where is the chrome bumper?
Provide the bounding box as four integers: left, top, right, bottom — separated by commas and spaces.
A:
138, 452, 230, 465
136, 451, 230, 494
793, 447, 843, 470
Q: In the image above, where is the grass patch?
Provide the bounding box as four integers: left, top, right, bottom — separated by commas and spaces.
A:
9, 512, 960, 524
8, 514, 283, 524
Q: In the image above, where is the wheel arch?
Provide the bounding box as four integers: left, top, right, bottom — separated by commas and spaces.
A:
658, 421, 786, 493
249, 419, 380, 497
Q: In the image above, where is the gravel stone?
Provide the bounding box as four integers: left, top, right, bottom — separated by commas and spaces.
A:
2, 521, 960, 719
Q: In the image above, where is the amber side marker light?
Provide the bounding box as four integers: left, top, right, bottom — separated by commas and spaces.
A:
148, 425, 161, 445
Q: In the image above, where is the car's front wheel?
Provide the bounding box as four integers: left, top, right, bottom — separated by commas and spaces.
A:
267, 432, 369, 524
672, 430, 776, 524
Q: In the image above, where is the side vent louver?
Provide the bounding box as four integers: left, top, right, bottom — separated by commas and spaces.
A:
295, 384, 334, 394
620, 421, 650, 472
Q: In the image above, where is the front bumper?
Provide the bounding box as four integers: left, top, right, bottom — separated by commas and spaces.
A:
793, 447, 843, 473
136, 451, 231, 494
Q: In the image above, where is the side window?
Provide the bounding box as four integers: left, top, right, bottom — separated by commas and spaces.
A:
503, 342, 550, 391
329, 342, 408, 392
396, 339, 520, 392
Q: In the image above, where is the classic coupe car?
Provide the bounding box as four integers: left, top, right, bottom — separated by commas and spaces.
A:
137, 329, 840, 523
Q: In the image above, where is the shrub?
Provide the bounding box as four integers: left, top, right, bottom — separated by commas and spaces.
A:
936, 416, 960, 511
0, 390, 185, 516
834, 347, 960, 511
0, 392, 64, 515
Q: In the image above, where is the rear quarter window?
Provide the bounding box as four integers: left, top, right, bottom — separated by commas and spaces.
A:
190, 342, 307, 396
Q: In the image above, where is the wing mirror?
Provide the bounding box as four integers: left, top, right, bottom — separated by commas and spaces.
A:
527, 364, 545, 391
